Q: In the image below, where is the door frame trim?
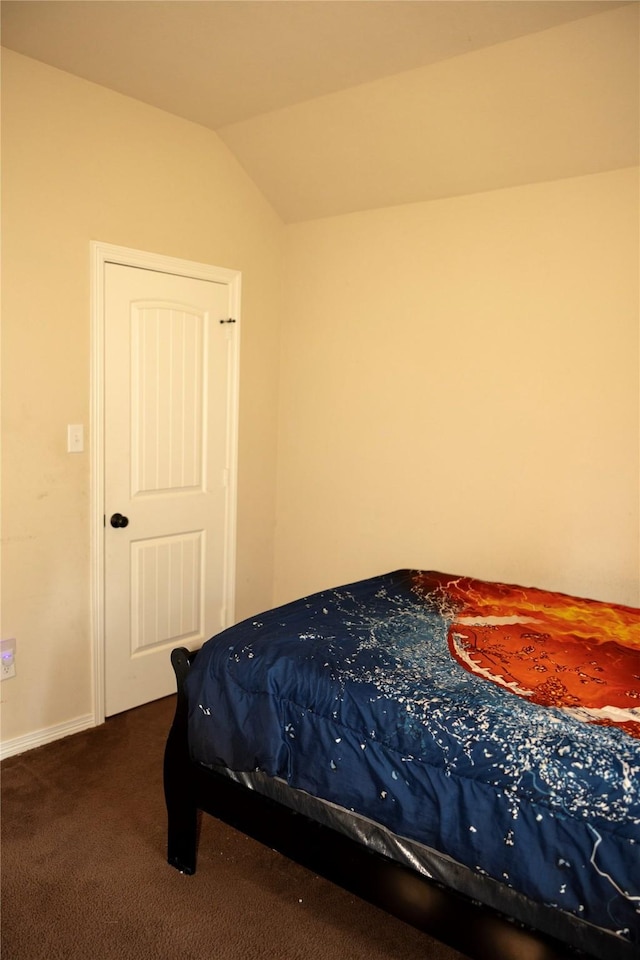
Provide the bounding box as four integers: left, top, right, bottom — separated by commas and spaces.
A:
90, 242, 241, 724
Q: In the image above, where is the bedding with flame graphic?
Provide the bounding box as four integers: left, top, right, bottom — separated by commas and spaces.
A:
414, 572, 640, 739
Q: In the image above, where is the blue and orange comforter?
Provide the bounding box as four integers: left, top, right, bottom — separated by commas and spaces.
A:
185, 570, 640, 944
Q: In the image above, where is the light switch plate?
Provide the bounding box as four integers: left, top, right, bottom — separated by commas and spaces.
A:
67, 424, 84, 453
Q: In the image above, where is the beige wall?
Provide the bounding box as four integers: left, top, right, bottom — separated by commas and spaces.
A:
276, 168, 639, 608
1, 50, 284, 743
2, 42, 639, 753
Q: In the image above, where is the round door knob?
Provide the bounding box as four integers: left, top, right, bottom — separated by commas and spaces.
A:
110, 513, 129, 528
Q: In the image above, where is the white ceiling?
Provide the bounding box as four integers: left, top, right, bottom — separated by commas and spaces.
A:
2, 1, 638, 221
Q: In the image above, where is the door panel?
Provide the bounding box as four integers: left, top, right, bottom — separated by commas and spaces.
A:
104, 263, 236, 716
130, 530, 204, 653
131, 301, 206, 494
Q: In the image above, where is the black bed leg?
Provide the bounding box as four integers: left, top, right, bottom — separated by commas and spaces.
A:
166, 803, 198, 875
164, 719, 199, 874
164, 647, 198, 875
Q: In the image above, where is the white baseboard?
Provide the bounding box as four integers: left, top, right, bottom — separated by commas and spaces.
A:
0, 713, 97, 761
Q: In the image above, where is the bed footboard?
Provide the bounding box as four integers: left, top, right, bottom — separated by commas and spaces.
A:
163, 647, 198, 874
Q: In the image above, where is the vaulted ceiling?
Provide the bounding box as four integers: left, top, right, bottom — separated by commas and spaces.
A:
2, 1, 638, 221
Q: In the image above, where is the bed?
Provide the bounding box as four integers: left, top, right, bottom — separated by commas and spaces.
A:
163, 569, 640, 960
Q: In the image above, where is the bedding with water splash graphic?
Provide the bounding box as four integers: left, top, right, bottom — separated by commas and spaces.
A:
186, 570, 640, 945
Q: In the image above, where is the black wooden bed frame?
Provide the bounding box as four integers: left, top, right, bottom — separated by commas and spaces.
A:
164, 647, 634, 960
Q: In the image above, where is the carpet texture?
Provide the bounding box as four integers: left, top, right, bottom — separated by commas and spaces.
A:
1, 696, 469, 960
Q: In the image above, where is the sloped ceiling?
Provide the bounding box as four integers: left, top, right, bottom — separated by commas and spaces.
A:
2, 0, 638, 221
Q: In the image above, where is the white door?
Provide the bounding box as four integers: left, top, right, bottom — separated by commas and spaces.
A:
104, 263, 238, 716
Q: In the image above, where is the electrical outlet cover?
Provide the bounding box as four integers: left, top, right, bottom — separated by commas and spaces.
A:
1, 639, 16, 680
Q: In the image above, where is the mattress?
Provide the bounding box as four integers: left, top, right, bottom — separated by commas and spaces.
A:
185, 570, 640, 949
